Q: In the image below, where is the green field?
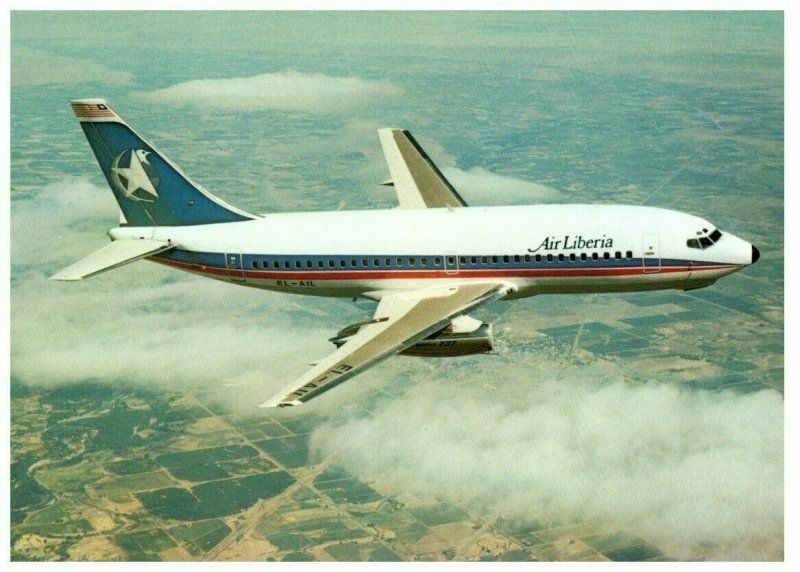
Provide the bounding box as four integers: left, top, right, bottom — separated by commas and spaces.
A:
156, 444, 259, 471
169, 519, 232, 553
136, 471, 296, 521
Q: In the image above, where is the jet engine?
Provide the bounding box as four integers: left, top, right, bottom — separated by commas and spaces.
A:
330, 315, 493, 358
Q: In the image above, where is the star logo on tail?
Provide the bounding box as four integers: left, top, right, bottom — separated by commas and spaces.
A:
111, 149, 161, 202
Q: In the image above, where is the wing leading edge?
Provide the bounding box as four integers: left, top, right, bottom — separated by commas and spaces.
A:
378, 128, 468, 209
260, 282, 514, 407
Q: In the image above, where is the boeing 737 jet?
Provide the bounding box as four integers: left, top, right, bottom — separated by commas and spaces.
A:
53, 100, 760, 407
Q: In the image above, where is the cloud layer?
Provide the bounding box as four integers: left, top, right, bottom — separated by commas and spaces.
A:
136, 71, 401, 112
444, 166, 562, 205
310, 361, 783, 561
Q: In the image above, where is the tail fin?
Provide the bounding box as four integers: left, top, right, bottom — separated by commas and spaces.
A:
71, 99, 257, 226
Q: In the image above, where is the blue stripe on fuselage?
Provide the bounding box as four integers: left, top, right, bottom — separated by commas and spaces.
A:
154, 249, 731, 273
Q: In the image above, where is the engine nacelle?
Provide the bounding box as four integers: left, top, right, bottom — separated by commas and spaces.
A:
330, 319, 493, 358
400, 322, 493, 357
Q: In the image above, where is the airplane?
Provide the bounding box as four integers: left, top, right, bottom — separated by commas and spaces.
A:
52, 99, 760, 408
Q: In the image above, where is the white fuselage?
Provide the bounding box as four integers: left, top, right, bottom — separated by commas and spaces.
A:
110, 204, 754, 299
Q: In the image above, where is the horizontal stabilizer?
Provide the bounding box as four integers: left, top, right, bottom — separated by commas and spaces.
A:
50, 239, 175, 281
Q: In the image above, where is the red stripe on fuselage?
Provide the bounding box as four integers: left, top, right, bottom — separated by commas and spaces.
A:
150, 257, 737, 281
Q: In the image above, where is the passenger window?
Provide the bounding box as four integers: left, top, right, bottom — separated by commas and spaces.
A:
569, 253, 576, 261
284, 261, 290, 269
385, 258, 392, 267
409, 257, 416, 266
503, 255, 509, 263
524, 254, 530, 262
328, 260, 335, 268
434, 257, 441, 265
317, 260, 323, 268
295, 261, 302, 268
340, 259, 346, 267
306, 260, 313, 268
421, 257, 428, 266
362, 259, 368, 267
459, 256, 466, 264
603, 252, 610, 260
471, 256, 477, 264
447, 256, 455, 265
535, 254, 542, 263
373, 259, 380, 267
558, 253, 564, 262
492, 256, 498, 263
626, 251, 633, 258
580, 253, 587, 261
481, 256, 487, 264
397, 258, 403, 267
614, 251, 621, 259
273, 261, 280, 269
547, 254, 553, 262
252, 261, 257, 269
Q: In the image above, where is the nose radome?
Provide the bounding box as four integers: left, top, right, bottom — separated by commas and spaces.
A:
751, 245, 760, 264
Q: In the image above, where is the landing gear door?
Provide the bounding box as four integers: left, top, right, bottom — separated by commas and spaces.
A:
642, 234, 661, 273
226, 252, 246, 282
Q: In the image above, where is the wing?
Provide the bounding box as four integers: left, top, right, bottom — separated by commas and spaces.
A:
260, 282, 513, 407
378, 128, 468, 209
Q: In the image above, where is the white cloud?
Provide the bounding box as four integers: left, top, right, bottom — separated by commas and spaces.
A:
11, 177, 119, 271
11, 47, 134, 87
310, 359, 783, 561
10, 258, 345, 413
443, 166, 562, 205
135, 71, 401, 112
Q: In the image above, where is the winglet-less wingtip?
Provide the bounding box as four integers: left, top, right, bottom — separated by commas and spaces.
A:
259, 397, 303, 409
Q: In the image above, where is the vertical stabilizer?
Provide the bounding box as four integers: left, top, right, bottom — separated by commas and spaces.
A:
71, 99, 257, 226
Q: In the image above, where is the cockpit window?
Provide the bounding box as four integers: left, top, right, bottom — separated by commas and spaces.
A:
687, 227, 723, 250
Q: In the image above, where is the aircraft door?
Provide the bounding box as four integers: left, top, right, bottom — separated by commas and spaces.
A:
225, 252, 246, 282
642, 234, 661, 273
444, 253, 459, 275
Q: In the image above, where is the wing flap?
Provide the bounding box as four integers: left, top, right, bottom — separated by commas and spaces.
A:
50, 238, 175, 281
260, 282, 511, 407
378, 128, 467, 209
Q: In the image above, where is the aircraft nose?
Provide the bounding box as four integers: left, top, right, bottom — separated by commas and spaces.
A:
751, 245, 760, 264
